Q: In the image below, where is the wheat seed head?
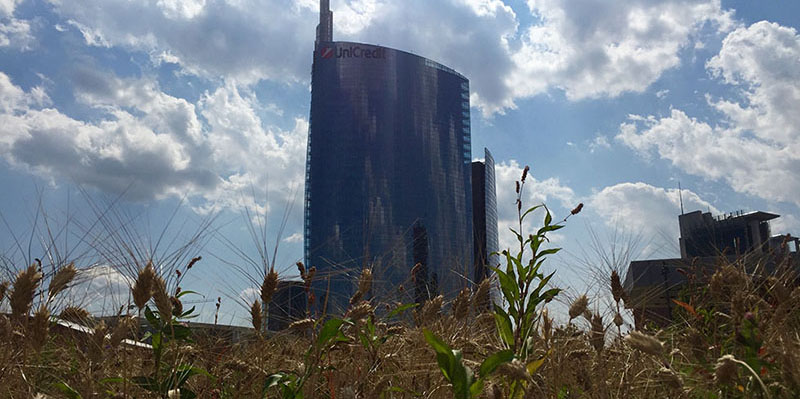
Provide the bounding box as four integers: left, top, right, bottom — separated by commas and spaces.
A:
11, 264, 43, 318
590, 313, 605, 352
261, 268, 279, 305
472, 278, 490, 311
452, 287, 471, 321
569, 294, 589, 321
250, 299, 262, 331
60, 306, 90, 325
132, 262, 156, 310
610, 270, 626, 304
30, 305, 50, 350
110, 315, 136, 348
347, 301, 373, 321
289, 318, 314, 331
714, 354, 738, 385
152, 275, 172, 321
625, 330, 663, 356
48, 262, 77, 300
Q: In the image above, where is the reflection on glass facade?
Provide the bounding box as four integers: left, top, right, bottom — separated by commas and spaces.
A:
472, 149, 499, 281
305, 40, 474, 314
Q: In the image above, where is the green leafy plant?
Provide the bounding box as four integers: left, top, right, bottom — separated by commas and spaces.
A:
423, 328, 513, 399
424, 165, 581, 398
133, 290, 212, 399
263, 317, 350, 399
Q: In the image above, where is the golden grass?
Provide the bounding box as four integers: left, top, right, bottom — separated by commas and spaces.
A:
0, 254, 796, 398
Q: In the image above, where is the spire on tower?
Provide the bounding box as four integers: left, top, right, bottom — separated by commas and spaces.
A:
317, 0, 333, 43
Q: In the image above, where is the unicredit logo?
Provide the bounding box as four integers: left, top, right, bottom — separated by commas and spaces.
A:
319, 45, 386, 60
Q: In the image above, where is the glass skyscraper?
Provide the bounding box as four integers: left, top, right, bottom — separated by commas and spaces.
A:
305, 0, 491, 314
472, 149, 499, 285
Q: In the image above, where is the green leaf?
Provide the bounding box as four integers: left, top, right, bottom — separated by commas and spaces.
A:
450, 349, 473, 399
387, 303, 418, 319
359, 332, 370, 349
521, 205, 544, 221
479, 349, 514, 378
144, 306, 159, 327
98, 377, 126, 385
317, 318, 343, 348
366, 316, 376, 336
179, 388, 197, 399
176, 364, 213, 386
493, 305, 514, 348
527, 349, 552, 374
132, 375, 159, 392
172, 324, 192, 341
537, 224, 564, 235
179, 306, 197, 318
53, 382, 82, 399
540, 288, 560, 304
469, 379, 485, 397
151, 331, 162, 352
423, 329, 455, 381
529, 271, 555, 302
176, 290, 200, 298
264, 372, 288, 389
491, 266, 518, 303
536, 248, 561, 258
544, 209, 552, 226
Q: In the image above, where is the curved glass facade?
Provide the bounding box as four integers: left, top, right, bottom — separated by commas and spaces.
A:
305, 41, 474, 314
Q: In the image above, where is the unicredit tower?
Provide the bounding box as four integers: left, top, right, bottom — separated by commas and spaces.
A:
305, 0, 486, 314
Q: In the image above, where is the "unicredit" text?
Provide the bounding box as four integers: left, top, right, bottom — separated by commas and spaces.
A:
320, 46, 386, 59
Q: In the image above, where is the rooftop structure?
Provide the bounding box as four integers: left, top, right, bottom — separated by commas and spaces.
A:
625, 209, 799, 327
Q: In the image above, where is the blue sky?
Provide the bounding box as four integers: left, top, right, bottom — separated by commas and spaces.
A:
1, 0, 799, 323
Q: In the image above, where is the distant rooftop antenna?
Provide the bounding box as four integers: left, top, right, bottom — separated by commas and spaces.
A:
678, 181, 684, 215
317, 0, 333, 43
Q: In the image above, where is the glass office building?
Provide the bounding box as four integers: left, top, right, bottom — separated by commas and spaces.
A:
472, 149, 499, 284
304, 1, 490, 314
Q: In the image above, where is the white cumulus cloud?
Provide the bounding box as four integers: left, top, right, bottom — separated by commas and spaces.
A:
616, 21, 800, 207
589, 182, 719, 256
40, 0, 735, 115
0, 71, 307, 212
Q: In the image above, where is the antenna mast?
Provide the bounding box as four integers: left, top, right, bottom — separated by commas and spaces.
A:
317, 0, 333, 43
678, 181, 684, 215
